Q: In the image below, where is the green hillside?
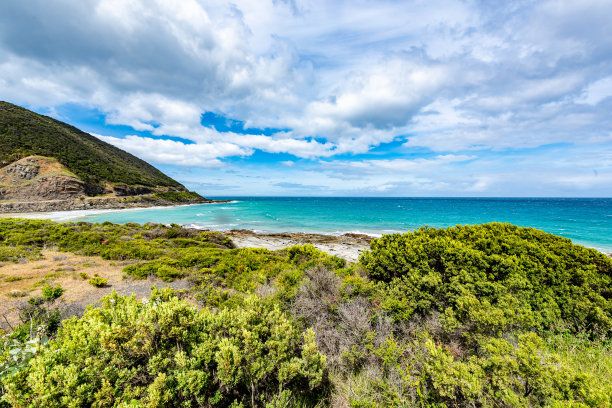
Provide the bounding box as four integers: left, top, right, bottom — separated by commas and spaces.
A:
0, 101, 184, 189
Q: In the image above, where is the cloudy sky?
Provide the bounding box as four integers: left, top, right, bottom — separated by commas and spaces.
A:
1, 0, 611, 196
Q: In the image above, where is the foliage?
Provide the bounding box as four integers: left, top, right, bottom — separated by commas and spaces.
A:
1, 218, 611, 407
0, 246, 38, 263
0, 218, 345, 304
0, 101, 182, 188
0, 336, 48, 380
360, 223, 612, 338
88, 275, 107, 287
1, 288, 329, 407
40, 284, 64, 302
542, 331, 612, 392
153, 190, 204, 202
343, 331, 610, 408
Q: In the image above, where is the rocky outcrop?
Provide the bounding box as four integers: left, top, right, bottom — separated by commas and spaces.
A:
107, 184, 153, 197
0, 156, 87, 200
0, 155, 225, 213
4, 158, 40, 180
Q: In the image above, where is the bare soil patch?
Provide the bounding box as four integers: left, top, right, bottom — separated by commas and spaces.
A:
0, 249, 190, 329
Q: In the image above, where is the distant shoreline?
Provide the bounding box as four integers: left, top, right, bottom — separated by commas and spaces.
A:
0, 195, 230, 215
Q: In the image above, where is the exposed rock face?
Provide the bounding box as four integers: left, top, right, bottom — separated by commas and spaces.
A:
16, 175, 86, 199
0, 156, 86, 200
0, 155, 224, 213
4, 158, 40, 180
109, 184, 153, 197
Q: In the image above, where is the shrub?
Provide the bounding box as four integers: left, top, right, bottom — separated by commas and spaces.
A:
40, 284, 63, 302
342, 331, 610, 408
1, 289, 329, 407
88, 275, 107, 287
0, 246, 39, 263
361, 223, 612, 337
153, 191, 203, 202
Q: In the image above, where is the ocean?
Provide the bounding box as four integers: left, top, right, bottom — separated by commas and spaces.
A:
32, 197, 612, 254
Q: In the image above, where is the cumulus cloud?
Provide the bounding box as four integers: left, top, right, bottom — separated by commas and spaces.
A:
1, 0, 611, 195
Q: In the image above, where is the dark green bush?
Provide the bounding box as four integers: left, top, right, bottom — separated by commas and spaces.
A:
361, 223, 612, 337
40, 284, 64, 302
153, 191, 204, 202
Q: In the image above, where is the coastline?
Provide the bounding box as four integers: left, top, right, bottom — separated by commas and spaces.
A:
226, 229, 373, 262
0, 195, 230, 214
1, 197, 610, 260
0, 206, 374, 261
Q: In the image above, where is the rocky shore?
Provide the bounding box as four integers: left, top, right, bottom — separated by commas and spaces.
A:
0, 195, 229, 214
226, 229, 374, 262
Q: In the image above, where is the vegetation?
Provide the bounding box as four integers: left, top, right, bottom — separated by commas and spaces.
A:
88, 275, 107, 287
0, 219, 610, 407
2, 289, 327, 407
153, 190, 204, 202
361, 223, 612, 337
0, 101, 183, 189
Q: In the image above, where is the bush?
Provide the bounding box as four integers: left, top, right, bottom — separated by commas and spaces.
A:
341, 331, 611, 408
153, 191, 203, 202
40, 284, 63, 302
88, 275, 107, 287
1, 289, 329, 407
361, 223, 612, 337
0, 246, 39, 263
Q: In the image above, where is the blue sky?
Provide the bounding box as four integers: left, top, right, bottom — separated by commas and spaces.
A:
1, 0, 611, 196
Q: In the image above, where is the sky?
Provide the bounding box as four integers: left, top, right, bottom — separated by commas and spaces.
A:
1, 0, 611, 197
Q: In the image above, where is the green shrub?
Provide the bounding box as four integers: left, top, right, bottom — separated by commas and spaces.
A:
88, 275, 107, 287
361, 223, 612, 337
343, 332, 610, 408
40, 284, 63, 302
153, 191, 203, 202
0, 246, 39, 263
1, 289, 329, 407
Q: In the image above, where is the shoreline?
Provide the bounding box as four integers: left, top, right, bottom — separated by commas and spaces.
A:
226, 229, 373, 263
0, 204, 609, 260
0, 197, 230, 218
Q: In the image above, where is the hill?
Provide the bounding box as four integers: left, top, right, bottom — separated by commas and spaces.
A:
0, 101, 183, 190
0, 101, 218, 212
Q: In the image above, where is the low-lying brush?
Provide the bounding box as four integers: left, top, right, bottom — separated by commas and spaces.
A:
0, 219, 610, 407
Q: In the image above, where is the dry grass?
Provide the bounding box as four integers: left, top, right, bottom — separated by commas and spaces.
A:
0, 249, 191, 329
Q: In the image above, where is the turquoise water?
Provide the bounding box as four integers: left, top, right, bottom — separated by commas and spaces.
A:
53, 197, 612, 253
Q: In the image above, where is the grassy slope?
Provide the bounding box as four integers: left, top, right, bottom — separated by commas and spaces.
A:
0, 101, 184, 189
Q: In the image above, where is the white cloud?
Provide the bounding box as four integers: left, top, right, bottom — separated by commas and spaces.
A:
95, 134, 246, 167
1, 0, 611, 195
577, 76, 612, 106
